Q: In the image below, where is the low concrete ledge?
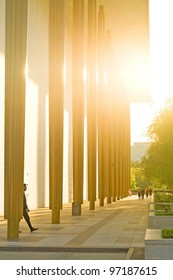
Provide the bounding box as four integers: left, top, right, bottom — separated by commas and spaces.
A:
149, 203, 155, 211
145, 229, 173, 259
149, 212, 173, 228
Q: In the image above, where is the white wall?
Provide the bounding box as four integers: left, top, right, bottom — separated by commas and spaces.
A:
24, 0, 49, 209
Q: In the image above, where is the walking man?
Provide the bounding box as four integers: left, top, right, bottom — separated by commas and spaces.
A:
23, 184, 38, 232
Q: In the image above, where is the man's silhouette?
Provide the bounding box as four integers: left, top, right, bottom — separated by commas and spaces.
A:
23, 184, 38, 232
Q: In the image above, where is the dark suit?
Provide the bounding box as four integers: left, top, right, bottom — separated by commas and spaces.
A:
23, 192, 33, 231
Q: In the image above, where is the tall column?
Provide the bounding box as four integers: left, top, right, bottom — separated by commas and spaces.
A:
116, 91, 122, 200
72, 0, 84, 215
49, 0, 65, 223
4, 0, 28, 240
120, 100, 126, 199
98, 5, 106, 206
118, 92, 130, 199
119, 93, 124, 199
124, 96, 131, 197
127, 101, 131, 195
87, 0, 97, 210
112, 95, 119, 202
111, 84, 115, 202
105, 29, 112, 204
111, 53, 119, 202
119, 93, 130, 199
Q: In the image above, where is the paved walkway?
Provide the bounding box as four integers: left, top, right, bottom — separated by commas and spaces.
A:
0, 195, 151, 260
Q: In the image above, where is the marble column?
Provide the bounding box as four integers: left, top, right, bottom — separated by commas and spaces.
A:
87, 0, 97, 210
98, 5, 106, 206
4, 0, 28, 240
72, 0, 84, 215
49, 0, 65, 223
105, 29, 112, 204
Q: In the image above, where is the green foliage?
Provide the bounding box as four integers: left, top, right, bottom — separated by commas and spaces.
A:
141, 98, 173, 189
130, 167, 137, 190
162, 229, 173, 238
130, 163, 149, 190
156, 212, 173, 216
154, 193, 173, 203
154, 191, 173, 215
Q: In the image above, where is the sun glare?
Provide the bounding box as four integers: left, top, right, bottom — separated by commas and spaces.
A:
131, 1, 173, 145
149, 0, 173, 105
83, 65, 87, 82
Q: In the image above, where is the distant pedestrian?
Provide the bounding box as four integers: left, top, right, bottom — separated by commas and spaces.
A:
141, 189, 145, 199
138, 189, 141, 199
149, 188, 152, 196
22, 184, 38, 232
145, 188, 149, 198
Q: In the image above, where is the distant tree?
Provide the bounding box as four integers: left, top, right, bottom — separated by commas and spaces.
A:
141, 98, 173, 189
131, 161, 141, 168
130, 167, 137, 190
131, 161, 149, 190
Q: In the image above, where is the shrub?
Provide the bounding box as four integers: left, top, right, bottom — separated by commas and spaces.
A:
156, 211, 173, 216
162, 229, 173, 238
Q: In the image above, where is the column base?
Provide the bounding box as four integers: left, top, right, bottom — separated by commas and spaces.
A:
100, 198, 104, 206
90, 201, 95, 210
7, 219, 19, 240
51, 209, 60, 224
72, 202, 81, 216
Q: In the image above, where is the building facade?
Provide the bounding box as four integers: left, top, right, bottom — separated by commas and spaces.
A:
0, 0, 149, 239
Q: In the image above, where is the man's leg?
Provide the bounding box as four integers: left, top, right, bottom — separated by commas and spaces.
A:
23, 211, 38, 232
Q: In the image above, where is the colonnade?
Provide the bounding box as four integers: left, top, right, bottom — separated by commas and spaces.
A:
4, 0, 130, 240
